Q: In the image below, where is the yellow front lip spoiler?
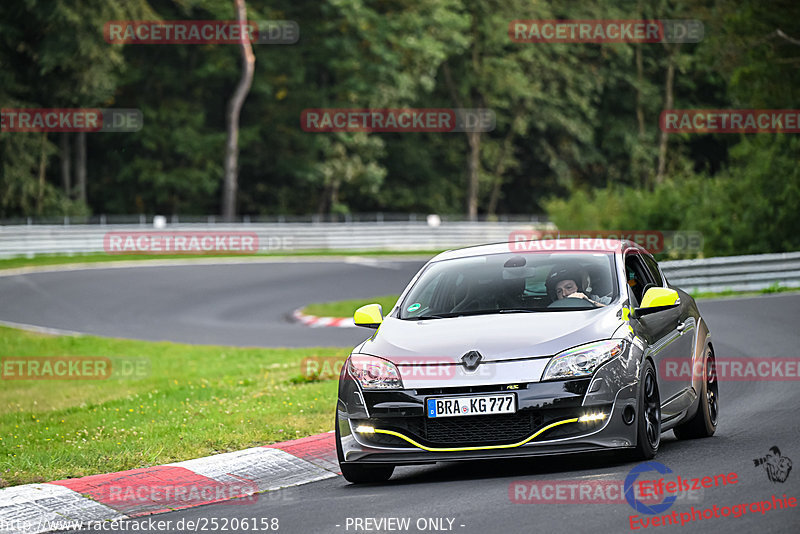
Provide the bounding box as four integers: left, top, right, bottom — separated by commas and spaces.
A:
369, 417, 580, 452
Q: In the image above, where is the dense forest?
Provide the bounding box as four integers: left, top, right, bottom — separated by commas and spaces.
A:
0, 0, 798, 255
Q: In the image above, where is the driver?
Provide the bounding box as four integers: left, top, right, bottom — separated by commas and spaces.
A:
546, 265, 611, 307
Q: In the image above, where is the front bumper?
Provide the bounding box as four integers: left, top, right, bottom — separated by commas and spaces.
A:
337, 354, 641, 465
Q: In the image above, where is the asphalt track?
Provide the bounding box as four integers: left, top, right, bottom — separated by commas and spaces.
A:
1, 260, 798, 533
0, 259, 427, 347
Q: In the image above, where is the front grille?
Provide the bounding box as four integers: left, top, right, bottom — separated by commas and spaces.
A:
355, 405, 611, 449
366, 431, 413, 447
425, 412, 542, 444
358, 411, 546, 447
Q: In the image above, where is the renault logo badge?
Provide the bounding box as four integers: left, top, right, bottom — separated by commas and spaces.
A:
461, 350, 483, 371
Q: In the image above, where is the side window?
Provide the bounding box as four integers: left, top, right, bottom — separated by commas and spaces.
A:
624, 254, 655, 303
642, 254, 664, 287
627, 284, 640, 308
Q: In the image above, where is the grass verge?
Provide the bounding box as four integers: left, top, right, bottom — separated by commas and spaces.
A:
302, 295, 401, 318
689, 283, 799, 299
0, 326, 349, 487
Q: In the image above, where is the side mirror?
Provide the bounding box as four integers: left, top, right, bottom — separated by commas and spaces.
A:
354, 303, 383, 329
634, 287, 680, 317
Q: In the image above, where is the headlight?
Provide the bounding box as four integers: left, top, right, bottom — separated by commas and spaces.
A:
347, 354, 403, 390
541, 339, 626, 381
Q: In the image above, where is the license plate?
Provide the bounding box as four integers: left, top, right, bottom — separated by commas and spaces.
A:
426, 394, 516, 418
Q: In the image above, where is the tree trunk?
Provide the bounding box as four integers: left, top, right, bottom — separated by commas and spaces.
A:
316, 183, 330, 216
328, 178, 340, 221
487, 123, 517, 218
442, 61, 482, 221
466, 130, 480, 221
60, 133, 71, 198
635, 44, 647, 187
37, 132, 47, 214
75, 131, 87, 204
656, 44, 678, 186
222, 0, 256, 221
486, 165, 502, 219
634, 0, 650, 189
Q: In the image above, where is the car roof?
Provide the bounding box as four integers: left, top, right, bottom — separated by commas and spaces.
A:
430, 239, 646, 262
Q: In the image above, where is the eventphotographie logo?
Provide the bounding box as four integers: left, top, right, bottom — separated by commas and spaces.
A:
753, 446, 793, 483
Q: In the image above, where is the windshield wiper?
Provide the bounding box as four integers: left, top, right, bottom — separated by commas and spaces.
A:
406, 309, 543, 320
406, 314, 449, 320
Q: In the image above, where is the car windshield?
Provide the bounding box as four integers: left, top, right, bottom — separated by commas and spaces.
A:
399, 252, 618, 319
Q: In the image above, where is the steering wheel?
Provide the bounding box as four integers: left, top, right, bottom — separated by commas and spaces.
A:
451, 295, 483, 313
547, 297, 596, 309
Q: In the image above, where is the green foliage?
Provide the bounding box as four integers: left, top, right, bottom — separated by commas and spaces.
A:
0, 133, 89, 217
0, 0, 797, 257
545, 135, 800, 257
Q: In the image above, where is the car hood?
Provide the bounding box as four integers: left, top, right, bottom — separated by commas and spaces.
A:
359, 306, 624, 363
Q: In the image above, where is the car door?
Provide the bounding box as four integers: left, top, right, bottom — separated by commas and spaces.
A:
643, 253, 698, 417
626, 252, 692, 420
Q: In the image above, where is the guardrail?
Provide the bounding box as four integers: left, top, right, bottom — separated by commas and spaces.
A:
661, 251, 800, 293
0, 221, 554, 258
0, 223, 798, 293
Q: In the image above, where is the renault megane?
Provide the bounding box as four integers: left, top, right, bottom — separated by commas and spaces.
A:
335, 239, 718, 483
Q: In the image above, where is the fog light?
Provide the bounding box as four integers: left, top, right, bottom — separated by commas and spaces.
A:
355, 425, 375, 433
578, 413, 606, 423
622, 405, 635, 425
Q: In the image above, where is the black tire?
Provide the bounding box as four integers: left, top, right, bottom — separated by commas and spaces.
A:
630, 359, 661, 460
674, 348, 718, 440
340, 462, 395, 484
335, 416, 395, 484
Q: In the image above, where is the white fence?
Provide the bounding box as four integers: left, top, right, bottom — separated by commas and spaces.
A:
1, 223, 798, 293
0, 221, 553, 257
660, 251, 800, 293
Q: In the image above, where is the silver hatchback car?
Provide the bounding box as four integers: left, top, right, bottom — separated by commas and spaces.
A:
335, 240, 718, 483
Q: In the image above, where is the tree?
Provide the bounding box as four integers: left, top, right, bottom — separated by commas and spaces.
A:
440, 0, 614, 218
222, 0, 255, 221
0, 0, 154, 217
